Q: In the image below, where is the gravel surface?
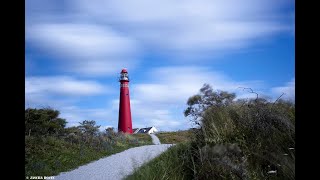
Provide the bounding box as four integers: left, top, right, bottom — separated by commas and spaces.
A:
149, 134, 161, 145
54, 144, 173, 180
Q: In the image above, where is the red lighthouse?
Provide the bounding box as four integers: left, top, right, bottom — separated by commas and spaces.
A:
118, 68, 133, 134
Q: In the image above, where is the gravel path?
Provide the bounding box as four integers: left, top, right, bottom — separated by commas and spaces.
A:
54, 144, 173, 180
149, 134, 161, 145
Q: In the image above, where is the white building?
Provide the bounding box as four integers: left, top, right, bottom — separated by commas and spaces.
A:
133, 126, 158, 134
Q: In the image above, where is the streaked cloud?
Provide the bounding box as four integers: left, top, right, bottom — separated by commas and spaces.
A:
59, 106, 115, 128
26, 24, 140, 76
26, 76, 106, 96
73, 0, 293, 58
271, 78, 295, 101
132, 66, 264, 105
121, 99, 185, 131
26, 0, 294, 73
25, 75, 110, 110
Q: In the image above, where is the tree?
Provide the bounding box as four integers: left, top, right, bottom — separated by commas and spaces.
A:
65, 126, 82, 135
78, 120, 101, 137
105, 127, 115, 134
25, 108, 67, 136
184, 84, 236, 125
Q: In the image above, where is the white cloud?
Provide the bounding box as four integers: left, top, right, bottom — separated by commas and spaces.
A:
26, 0, 294, 69
271, 78, 295, 101
72, 0, 293, 58
132, 66, 264, 105
26, 23, 140, 76
129, 100, 185, 131
25, 75, 111, 110
27, 24, 138, 58
26, 0, 294, 76
26, 76, 106, 96
58, 105, 116, 128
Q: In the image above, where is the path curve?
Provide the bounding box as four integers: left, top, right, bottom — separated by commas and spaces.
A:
149, 134, 161, 145
54, 144, 173, 180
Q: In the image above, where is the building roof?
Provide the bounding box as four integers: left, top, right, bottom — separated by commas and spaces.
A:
135, 127, 156, 134
138, 127, 152, 133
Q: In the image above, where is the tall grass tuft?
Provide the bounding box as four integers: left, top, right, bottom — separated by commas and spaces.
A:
189, 99, 295, 179
126, 143, 194, 180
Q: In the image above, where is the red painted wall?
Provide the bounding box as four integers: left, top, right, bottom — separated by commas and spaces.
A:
118, 80, 133, 134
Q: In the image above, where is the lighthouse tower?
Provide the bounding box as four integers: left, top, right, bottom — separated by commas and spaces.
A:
118, 68, 133, 134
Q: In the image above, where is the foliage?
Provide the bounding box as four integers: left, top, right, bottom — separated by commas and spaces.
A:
78, 120, 101, 136
131, 133, 153, 144
156, 130, 192, 144
26, 132, 152, 176
130, 84, 295, 180
186, 84, 295, 179
25, 108, 153, 176
25, 108, 67, 137
184, 84, 236, 126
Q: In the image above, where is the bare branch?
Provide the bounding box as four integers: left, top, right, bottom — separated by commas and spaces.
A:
273, 92, 285, 105
238, 87, 259, 100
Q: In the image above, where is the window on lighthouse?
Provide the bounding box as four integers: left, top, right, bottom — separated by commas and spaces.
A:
120, 73, 129, 81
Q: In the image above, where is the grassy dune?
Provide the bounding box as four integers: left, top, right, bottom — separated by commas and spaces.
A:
127, 99, 295, 179
156, 130, 191, 144
25, 133, 152, 177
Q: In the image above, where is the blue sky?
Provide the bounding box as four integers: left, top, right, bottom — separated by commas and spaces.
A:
25, 0, 295, 131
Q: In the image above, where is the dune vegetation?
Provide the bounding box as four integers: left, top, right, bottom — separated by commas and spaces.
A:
127, 84, 295, 180
25, 108, 152, 176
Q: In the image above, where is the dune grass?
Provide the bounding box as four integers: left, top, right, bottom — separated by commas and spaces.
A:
156, 130, 191, 144
125, 143, 194, 180
127, 99, 295, 180
25, 133, 152, 177
131, 133, 153, 144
